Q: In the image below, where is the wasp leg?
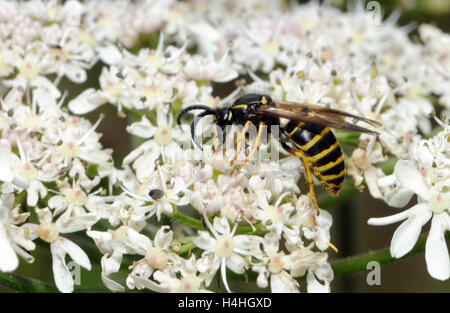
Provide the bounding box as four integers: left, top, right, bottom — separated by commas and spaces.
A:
282, 145, 320, 226
212, 124, 224, 154
231, 120, 252, 165
301, 156, 320, 215
233, 121, 264, 173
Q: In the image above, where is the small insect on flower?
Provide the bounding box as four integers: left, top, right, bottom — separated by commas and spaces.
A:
177, 94, 382, 221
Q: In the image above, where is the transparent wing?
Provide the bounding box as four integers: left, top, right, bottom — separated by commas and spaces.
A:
256, 101, 382, 134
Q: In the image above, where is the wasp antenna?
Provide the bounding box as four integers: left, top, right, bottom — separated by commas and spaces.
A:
176, 105, 213, 126
191, 109, 216, 150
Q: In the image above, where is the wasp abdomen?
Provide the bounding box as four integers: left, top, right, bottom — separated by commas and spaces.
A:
284, 121, 345, 195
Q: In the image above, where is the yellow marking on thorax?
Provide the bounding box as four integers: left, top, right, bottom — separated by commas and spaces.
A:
288, 122, 305, 136
228, 111, 233, 120
261, 96, 267, 105
319, 168, 346, 181
232, 104, 247, 109
314, 155, 344, 172
305, 141, 340, 162
296, 127, 330, 151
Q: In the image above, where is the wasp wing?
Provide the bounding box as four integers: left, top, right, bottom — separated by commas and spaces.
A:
273, 101, 382, 127
256, 102, 381, 134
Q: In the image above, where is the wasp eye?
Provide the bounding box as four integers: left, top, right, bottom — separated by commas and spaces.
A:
148, 189, 165, 200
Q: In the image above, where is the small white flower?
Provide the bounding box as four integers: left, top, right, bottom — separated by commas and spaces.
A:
369, 159, 450, 280
184, 52, 239, 83
27, 208, 95, 293
0, 194, 35, 272
126, 226, 184, 292
88, 225, 152, 292
194, 215, 263, 293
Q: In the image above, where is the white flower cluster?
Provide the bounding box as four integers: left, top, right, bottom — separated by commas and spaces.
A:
0, 0, 448, 293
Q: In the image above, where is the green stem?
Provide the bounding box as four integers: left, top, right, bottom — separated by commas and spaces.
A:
167, 208, 267, 236
0, 272, 58, 293
331, 231, 450, 277
168, 208, 205, 231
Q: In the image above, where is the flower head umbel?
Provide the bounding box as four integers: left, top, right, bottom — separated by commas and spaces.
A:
1, 0, 449, 293
369, 121, 450, 280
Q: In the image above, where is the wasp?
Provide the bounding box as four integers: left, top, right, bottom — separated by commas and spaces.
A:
177, 94, 382, 217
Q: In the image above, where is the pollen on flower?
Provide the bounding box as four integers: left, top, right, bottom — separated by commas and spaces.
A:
111, 226, 128, 241
66, 186, 88, 207
179, 274, 201, 292
145, 247, 168, 269
105, 81, 123, 98
144, 84, 165, 100
268, 252, 284, 274
261, 41, 279, 55
351, 148, 370, 170
22, 114, 42, 129
98, 15, 113, 27
50, 48, 68, 63
0, 56, 5, 72
265, 205, 285, 223
214, 235, 234, 258
428, 190, 449, 213
146, 55, 163, 68
59, 141, 80, 158
18, 162, 38, 181
154, 126, 173, 145
38, 222, 59, 243
19, 60, 39, 80
79, 31, 97, 47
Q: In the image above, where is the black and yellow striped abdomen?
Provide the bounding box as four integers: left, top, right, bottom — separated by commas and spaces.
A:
283, 121, 345, 195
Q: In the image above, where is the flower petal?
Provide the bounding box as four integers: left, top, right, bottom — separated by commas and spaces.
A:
270, 271, 299, 293
154, 225, 172, 250
128, 274, 169, 292
68, 89, 102, 115
425, 213, 450, 280
56, 211, 99, 233
56, 237, 91, 270
390, 203, 432, 258
50, 242, 74, 293
226, 253, 246, 274
368, 205, 416, 226
100, 251, 124, 292
384, 187, 414, 208
64, 64, 87, 83
193, 231, 216, 251
0, 225, 18, 272
213, 216, 230, 235
394, 160, 430, 200
126, 116, 155, 138
307, 271, 330, 293
0, 146, 20, 183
